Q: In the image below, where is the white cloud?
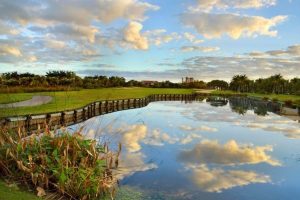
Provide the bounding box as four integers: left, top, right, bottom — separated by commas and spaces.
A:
181, 46, 220, 52
183, 32, 204, 44
45, 39, 66, 49
143, 129, 178, 146
121, 124, 148, 152
178, 139, 281, 166
123, 21, 149, 50
0, 0, 159, 26
116, 151, 157, 180
180, 133, 202, 144
0, 0, 161, 64
145, 30, 181, 46
190, 165, 271, 192
182, 13, 287, 39
0, 45, 22, 57
46, 24, 99, 43
194, 0, 277, 11
266, 44, 300, 57
96, 0, 159, 23
179, 125, 218, 132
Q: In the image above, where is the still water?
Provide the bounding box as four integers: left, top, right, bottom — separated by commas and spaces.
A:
71, 97, 300, 200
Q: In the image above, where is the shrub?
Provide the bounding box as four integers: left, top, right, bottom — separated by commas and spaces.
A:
272, 98, 279, 102
0, 127, 120, 199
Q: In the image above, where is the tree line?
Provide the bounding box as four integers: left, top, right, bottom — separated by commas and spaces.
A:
0, 71, 299, 95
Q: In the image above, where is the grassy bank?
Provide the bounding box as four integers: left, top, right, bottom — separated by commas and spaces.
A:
211, 90, 300, 104
0, 88, 193, 117
0, 180, 41, 200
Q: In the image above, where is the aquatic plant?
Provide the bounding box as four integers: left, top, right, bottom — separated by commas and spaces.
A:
0, 126, 121, 200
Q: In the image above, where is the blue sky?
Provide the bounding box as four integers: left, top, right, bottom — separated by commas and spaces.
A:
0, 0, 299, 82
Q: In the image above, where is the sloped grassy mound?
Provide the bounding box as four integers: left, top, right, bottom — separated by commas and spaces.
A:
0, 128, 120, 200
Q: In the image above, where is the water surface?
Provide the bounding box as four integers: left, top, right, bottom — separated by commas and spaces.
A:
71, 97, 300, 200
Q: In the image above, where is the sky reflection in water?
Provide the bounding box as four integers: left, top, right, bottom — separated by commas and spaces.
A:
70, 97, 300, 200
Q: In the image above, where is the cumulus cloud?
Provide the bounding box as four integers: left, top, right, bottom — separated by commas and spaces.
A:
178, 139, 281, 166
96, 0, 159, 23
123, 21, 149, 50
0, 0, 160, 64
143, 129, 179, 146
190, 165, 271, 192
181, 46, 220, 52
116, 151, 157, 180
194, 0, 277, 11
182, 13, 287, 39
0, 0, 159, 26
121, 124, 148, 152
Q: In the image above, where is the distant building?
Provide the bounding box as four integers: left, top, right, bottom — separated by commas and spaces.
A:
182, 77, 194, 83
141, 80, 158, 87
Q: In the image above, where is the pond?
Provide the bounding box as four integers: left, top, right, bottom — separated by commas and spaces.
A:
70, 96, 300, 200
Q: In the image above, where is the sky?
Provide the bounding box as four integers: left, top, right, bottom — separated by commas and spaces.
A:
0, 0, 299, 82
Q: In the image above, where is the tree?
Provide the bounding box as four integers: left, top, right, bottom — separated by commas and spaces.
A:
207, 80, 228, 90
230, 75, 251, 92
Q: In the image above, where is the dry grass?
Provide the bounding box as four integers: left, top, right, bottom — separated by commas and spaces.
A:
0, 126, 120, 200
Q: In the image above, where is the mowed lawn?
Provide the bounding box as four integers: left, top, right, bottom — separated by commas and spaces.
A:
211, 90, 300, 103
0, 88, 194, 117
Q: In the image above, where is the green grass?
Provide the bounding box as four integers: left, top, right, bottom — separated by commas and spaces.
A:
0, 93, 34, 104
212, 90, 300, 104
0, 88, 193, 117
0, 180, 41, 200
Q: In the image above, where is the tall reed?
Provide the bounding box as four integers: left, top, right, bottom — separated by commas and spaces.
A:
0, 126, 121, 200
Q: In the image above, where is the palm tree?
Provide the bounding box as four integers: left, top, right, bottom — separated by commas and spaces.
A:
230, 75, 250, 92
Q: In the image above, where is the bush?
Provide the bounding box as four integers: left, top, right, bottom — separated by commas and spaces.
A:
0, 127, 120, 199
272, 98, 279, 102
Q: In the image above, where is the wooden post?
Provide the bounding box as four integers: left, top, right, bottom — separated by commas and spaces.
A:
60, 112, 65, 126
87, 106, 90, 118
46, 113, 51, 126
105, 101, 109, 113
73, 110, 77, 123
99, 102, 102, 115
93, 102, 96, 116
82, 108, 86, 120
25, 115, 32, 132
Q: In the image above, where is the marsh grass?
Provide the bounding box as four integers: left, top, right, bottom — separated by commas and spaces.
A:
0, 126, 121, 200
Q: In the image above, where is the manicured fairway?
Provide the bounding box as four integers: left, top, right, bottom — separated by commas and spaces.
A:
0, 88, 194, 117
0, 93, 34, 104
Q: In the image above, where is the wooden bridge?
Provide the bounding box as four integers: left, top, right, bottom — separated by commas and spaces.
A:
0, 94, 196, 132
